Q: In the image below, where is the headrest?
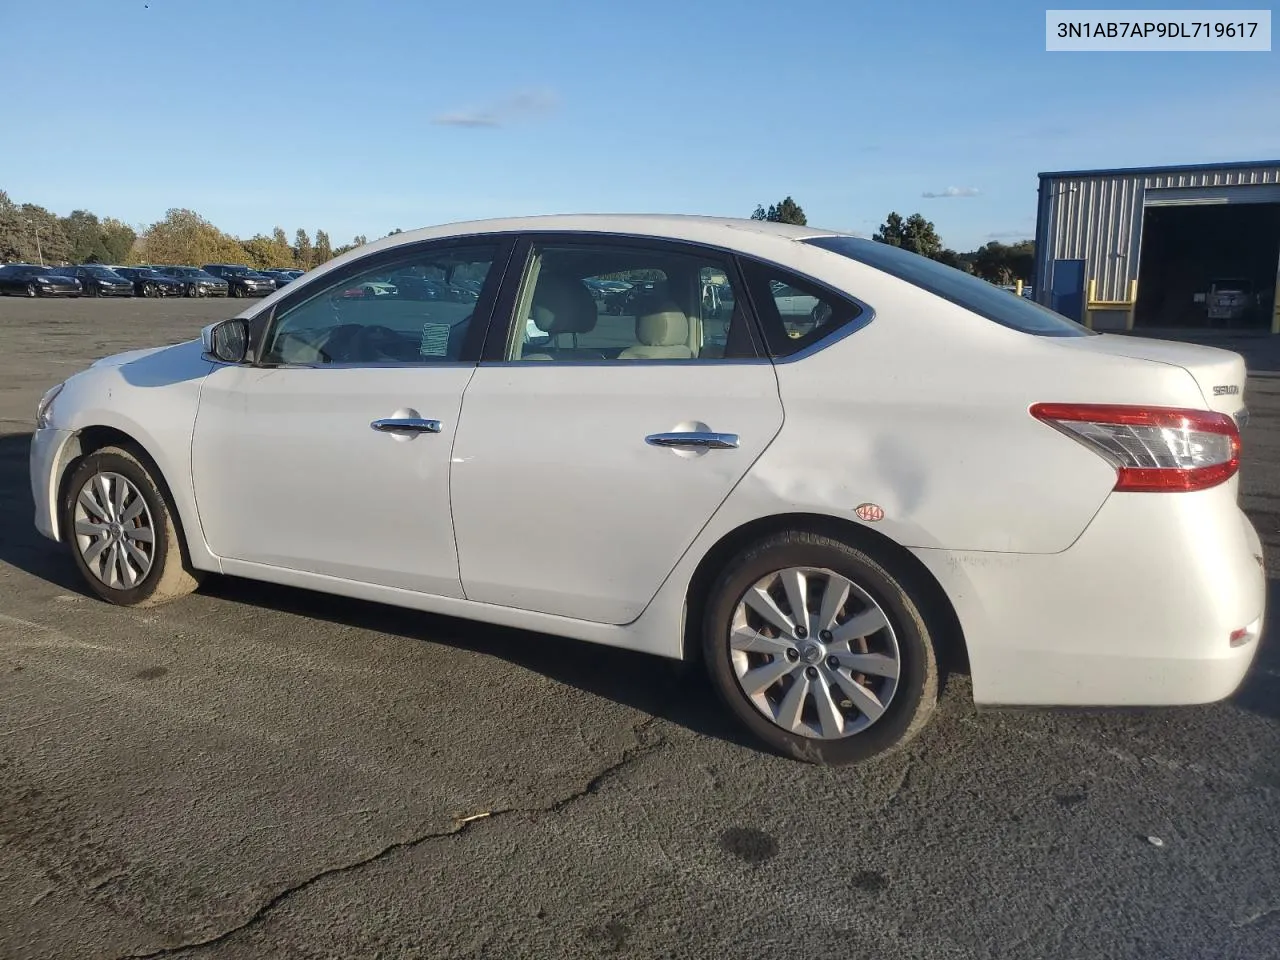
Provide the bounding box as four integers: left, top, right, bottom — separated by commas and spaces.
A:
530, 275, 597, 335
636, 301, 690, 347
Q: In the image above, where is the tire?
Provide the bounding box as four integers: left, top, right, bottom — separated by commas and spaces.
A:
60, 445, 203, 607
231, 284, 245, 298
25, 283, 38, 298
143, 282, 157, 298
702, 531, 939, 765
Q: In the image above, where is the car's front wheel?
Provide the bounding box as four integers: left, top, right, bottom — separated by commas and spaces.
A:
703, 531, 939, 765
25, 282, 38, 298
231, 284, 245, 298
60, 445, 203, 607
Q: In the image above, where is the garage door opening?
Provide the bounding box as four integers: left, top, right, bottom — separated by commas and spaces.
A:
1134, 202, 1280, 330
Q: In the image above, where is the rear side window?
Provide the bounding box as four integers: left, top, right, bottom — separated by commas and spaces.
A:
739, 258, 864, 357
805, 235, 1094, 337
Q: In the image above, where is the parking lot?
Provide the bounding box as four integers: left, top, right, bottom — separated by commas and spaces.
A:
1, 297, 1278, 960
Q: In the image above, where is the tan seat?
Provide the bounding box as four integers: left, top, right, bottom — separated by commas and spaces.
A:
521, 274, 599, 360
618, 301, 694, 360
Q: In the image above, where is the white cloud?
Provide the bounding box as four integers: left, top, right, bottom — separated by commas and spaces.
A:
921, 186, 981, 199
433, 89, 559, 128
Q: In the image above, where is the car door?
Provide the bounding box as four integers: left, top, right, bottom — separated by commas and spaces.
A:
449, 234, 785, 625
190, 237, 513, 597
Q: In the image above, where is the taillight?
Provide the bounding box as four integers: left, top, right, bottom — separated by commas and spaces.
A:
1030, 403, 1240, 493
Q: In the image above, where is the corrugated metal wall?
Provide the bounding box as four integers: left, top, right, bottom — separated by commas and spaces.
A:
1034, 164, 1280, 303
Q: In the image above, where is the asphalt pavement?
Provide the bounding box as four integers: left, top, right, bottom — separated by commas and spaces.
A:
1, 297, 1277, 960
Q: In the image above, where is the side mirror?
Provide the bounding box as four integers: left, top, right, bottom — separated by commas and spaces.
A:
201, 319, 249, 364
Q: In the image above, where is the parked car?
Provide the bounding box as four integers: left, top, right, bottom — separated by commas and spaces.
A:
51, 265, 135, 297
150, 266, 230, 298
0, 264, 81, 297
257, 268, 303, 289
201, 264, 277, 298
28, 215, 1264, 766
113, 267, 186, 298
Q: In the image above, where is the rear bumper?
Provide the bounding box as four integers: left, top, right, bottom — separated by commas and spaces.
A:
914, 486, 1266, 707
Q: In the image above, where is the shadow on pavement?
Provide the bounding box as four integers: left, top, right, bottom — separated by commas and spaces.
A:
0, 429, 750, 749
2, 428, 1275, 733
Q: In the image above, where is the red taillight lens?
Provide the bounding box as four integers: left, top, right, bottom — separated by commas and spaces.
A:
1030, 403, 1241, 493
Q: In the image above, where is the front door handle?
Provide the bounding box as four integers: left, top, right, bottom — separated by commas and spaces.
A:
645, 431, 739, 450
371, 417, 442, 434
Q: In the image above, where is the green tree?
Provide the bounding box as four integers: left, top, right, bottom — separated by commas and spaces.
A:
874, 211, 943, 259
140, 208, 243, 265
314, 229, 333, 264
63, 210, 109, 263
0, 190, 25, 261
971, 241, 1033, 284
750, 196, 807, 225
100, 218, 136, 264
18, 204, 70, 264
901, 213, 942, 258
242, 234, 298, 269
294, 228, 313, 269
873, 211, 906, 246
332, 234, 369, 258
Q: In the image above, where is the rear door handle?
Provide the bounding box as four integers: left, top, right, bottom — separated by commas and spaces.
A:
645, 431, 739, 450
371, 417, 442, 434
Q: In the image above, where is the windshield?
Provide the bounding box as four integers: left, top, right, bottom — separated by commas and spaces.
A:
804, 235, 1094, 338
85, 266, 117, 278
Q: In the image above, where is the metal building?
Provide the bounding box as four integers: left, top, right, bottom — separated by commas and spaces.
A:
1033, 160, 1280, 334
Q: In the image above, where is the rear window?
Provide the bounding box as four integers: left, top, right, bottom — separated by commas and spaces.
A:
804, 235, 1095, 338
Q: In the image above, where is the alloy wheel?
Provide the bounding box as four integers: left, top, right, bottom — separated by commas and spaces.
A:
729, 566, 900, 740
73, 472, 156, 590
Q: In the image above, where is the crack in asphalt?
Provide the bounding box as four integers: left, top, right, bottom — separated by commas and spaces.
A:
1234, 902, 1280, 928
116, 718, 665, 960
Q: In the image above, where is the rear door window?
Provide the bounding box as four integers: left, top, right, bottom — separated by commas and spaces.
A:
739, 259, 864, 357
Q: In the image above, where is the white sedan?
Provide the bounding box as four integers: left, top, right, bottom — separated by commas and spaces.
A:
29, 215, 1265, 765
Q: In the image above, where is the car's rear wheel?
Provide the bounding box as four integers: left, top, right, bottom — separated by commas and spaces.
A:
60, 445, 203, 607
703, 531, 939, 765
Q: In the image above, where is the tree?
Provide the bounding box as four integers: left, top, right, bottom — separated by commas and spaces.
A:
18, 203, 70, 264
750, 196, 807, 225
0, 191, 25, 261
63, 210, 108, 264
140, 208, 243, 265
873, 212, 907, 247
874, 211, 942, 259
100, 218, 136, 264
332, 234, 369, 258
242, 234, 297, 269
293, 228, 313, 269
971, 240, 1035, 284
901, 213, 942, 259
386, 227, 403, 237
314, 229, 333, 264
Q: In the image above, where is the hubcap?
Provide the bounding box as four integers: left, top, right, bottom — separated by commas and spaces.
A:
729, 567, 900, 740
73, 472, 156, 590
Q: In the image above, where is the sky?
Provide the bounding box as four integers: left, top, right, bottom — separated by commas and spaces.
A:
1, 0, 1277, 251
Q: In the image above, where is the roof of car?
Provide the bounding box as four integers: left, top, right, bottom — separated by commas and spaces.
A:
369, 214, 843, 252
